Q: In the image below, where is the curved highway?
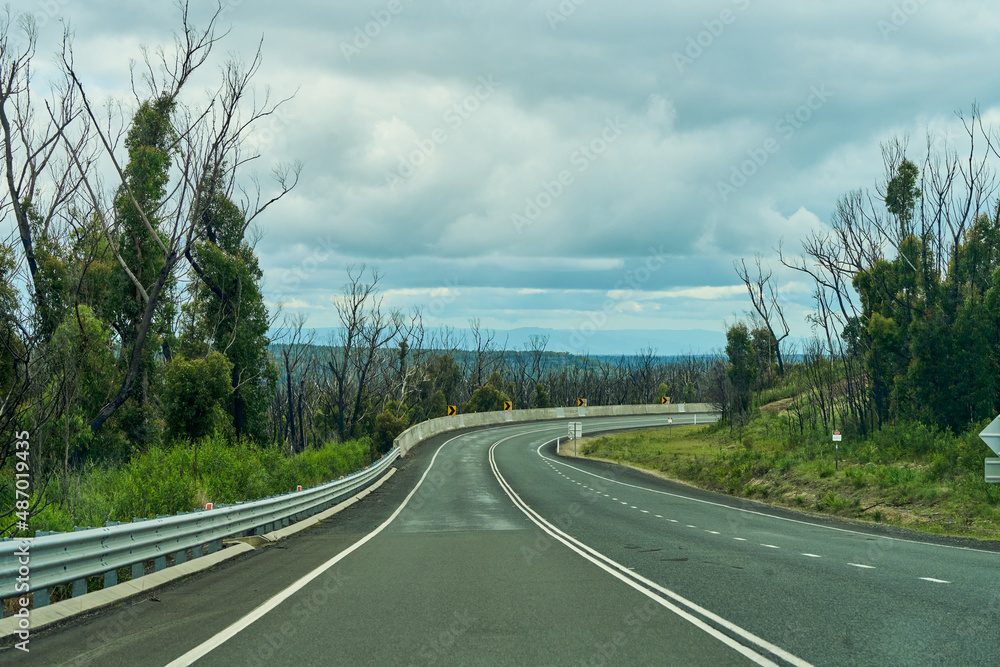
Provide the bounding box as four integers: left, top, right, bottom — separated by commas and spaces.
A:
11, 415, 1000, 666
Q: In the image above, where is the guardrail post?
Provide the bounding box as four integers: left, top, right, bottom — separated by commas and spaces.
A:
174, 548, 187, 565
132, 562, 144, 581
72, 578, 87, 598
34, 588, 49, 608
154, 556, 166, 572
104, 569, 117, 588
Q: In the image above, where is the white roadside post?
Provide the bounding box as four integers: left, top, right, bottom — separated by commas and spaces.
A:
833, 430, 842, 471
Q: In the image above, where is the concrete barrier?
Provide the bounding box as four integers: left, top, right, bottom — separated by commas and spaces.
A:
393, 403, 716, 455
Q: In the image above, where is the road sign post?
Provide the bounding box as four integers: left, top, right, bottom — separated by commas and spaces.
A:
568, 422, 582, 455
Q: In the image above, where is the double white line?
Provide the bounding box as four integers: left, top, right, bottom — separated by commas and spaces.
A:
488, 433, 813, 667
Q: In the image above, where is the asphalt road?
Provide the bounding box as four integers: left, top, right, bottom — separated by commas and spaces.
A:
8, 415, 1000, 665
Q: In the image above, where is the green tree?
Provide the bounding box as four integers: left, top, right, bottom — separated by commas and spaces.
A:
181, 182, 275, 442
162, 352, 234, 442
463, 385, 511, 413
725, 322, 756, 418
885, 158, 921, 239
373, 401, 410, 457
101, 96, 177, 448
533, 383, 551, 408
48, 306, 117, 466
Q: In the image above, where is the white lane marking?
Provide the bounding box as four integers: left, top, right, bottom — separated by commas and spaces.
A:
670, 520, 679, 523
802, 554, 822, 558
168, 427, 490, 666
655, 515, 663, 518
848, 563, 875, 569
919, 577, 951, 584
631, 506, 638, 509
491, 437, 810, 667
734, 538, 747, 542
538, 440, 1000, 556
706, 531, 720, 535
686, 525, 697, 528
621, 501, 629, 505
761, 544, 780, 549
641, 510, 650, 514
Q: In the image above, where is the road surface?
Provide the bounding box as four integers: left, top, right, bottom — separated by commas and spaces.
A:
9, 415, 1000, 665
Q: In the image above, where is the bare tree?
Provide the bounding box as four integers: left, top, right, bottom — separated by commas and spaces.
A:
325, 265, 402, 448
736, 255, 790, 376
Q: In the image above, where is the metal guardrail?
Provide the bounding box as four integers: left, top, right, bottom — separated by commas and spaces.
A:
0, 448, 400, 610
393, 402, 717, 455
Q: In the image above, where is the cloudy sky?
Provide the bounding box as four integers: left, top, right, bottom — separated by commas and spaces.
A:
13, 0, 1000, 354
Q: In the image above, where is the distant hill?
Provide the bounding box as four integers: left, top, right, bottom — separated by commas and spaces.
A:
270, 326, 727, 357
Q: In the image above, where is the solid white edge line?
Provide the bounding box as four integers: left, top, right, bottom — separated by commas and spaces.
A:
165, 431, 470, 667
491, 434, 812, 667
536, 441, 1000, 556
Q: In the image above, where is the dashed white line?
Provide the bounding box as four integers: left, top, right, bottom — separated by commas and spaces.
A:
641, 510, 650, 514
655, 515, 663, 518
848, 563, 875, 569
802, 554, 822, 558
670, 520, 679, 523
734, 538, 747, 542
706, 531, 720, 535
686, 525, 697, 528
919, 577, 951, 584
761, 544, 780, 549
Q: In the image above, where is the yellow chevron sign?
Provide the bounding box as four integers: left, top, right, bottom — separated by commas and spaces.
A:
661, 396, 670, 405
578, 398, 586, 407
447, 405, 457, 416
503, 401, 512, 411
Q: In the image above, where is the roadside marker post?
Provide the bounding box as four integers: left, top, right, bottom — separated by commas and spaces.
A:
833, 430, 842, 470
